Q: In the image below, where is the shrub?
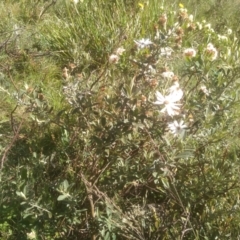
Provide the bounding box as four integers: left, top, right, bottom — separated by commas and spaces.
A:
1, 1, 240, 239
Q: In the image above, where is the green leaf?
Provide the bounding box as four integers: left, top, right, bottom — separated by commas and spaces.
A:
23, 213, 34, 219
101, 117, 106, 126
161, 178, 169, 189
176, 148, 194, 159
92, 135, 102, 145
63, 180, 69, 191
57, 194, 70, 201
16, 191, 27, 200
48, 211, 52, 219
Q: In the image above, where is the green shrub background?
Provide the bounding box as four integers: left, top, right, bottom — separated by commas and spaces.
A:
1, 0, 240, 239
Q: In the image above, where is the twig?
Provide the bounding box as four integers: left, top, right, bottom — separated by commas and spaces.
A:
7, 70, 18, 92
10, 105, 18, 133
0, 86, 10, 95
143, 122, 166, 163
80, 173, 96, 240
90, 65, 108, 90
92, 161, 112, 186
38, 0, 57, 19
0, 115, 23, 171
0, 34, 12, 51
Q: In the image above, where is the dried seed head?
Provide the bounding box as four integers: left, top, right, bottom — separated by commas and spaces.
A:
187, 23, 196, 31
176, 27, 184, 36
38, 93, 44, 101
68, 63, 77, 71
149, 79, 158, 88
141, 95, 147, 102
76, 73, 82, 81
172, 75, 179, 82
62, 67, 69, 79
178, 8, 188, 21
175, 36, 182, 44
158, 14, 167, 25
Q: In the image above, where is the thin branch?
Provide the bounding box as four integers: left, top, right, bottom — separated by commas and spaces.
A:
0, 106, 24, 172
80, 173, 96, 240
38, 0, 57, 19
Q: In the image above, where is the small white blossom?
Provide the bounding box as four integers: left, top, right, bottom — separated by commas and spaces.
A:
154, 90, 183, 116
116, 47, 125, 55
205, 43, 218, 61
205, 23, 211, 29
169, 81, 179, 92
188, 14, 194, 22
168, 82, 183, 100
161, 71, 174, 79
183, 48, 196, 58
145, 65, 156, 75
200, 85, 210, 96
109, 54, 119, 64
27, 230, 36, 239
227, 28, 232, 35
134, 38, 153, 49
196, 22, 202, 30
168, 120, 187, 136
204, 23, 214, 32
160, 47, 173, 57
218, 35, 228, 42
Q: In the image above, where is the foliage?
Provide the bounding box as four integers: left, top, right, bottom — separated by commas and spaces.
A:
1, 0, 240, 239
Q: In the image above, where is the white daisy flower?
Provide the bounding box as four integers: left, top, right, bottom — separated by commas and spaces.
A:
134, 38, 153, 49
154, 90, 183, 117
168, 82, 183, 100
168, 120, 187, 136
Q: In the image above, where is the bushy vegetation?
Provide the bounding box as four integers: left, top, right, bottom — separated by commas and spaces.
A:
1, 0, 240, 239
